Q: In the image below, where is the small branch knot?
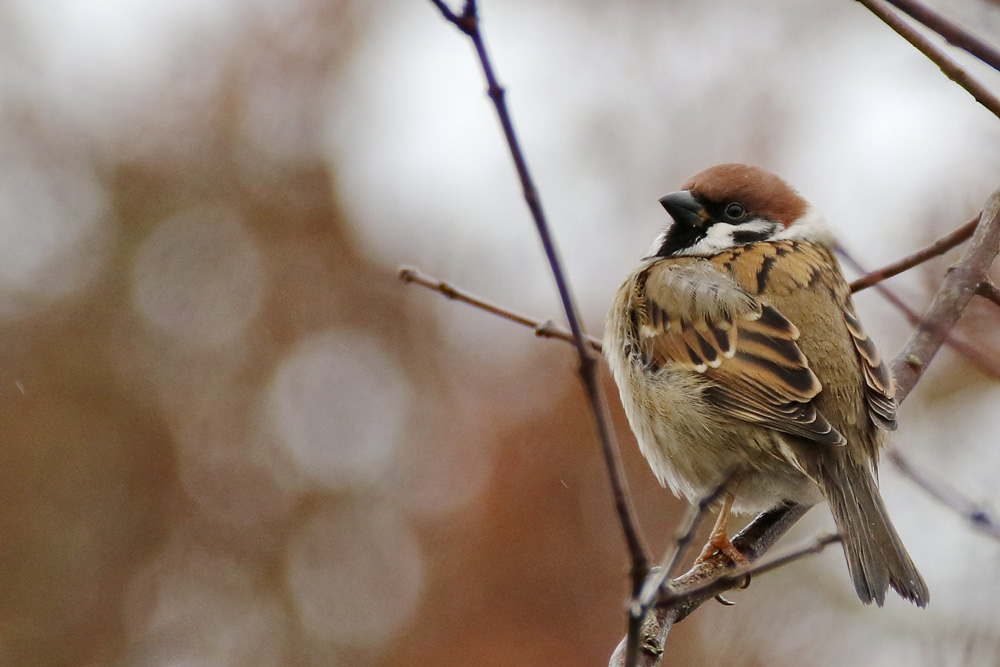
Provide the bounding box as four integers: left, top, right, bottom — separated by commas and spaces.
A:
641, 633, 664, 657
534, 319, 557, 337
455, 13, 477, 35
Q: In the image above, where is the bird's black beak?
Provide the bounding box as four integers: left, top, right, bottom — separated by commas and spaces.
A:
659, 191, 709, 227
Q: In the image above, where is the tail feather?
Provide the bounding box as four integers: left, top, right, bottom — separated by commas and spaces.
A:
818, 456, 929, 607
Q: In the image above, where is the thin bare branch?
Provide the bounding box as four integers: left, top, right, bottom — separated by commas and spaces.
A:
884, 0, 1000, 72
620, 478, 734, 667
634, 479, 731, 615
426, 0, 649, 620
660, 534, 842, 608
849, 216, 979, 292
609, 503, 810, 667
887, 448, 1000, 541
664, 480, 732, 581
856, 0, 1000, 121
398, 266, 603, 350
427, 0, 463, 26
891, 188, 1000, 403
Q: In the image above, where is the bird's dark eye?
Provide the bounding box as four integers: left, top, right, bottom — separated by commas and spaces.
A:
724, 203, 746, 220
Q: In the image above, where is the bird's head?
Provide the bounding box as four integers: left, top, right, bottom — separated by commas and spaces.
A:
652, 163, 833, 257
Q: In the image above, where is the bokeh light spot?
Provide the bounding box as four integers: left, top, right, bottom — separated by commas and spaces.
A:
173, 398, 299, 530
266, 330, 411, 490
285, 503, 423, 647
125, 537, 287, 667
132, 207, 265, 347
0, 134, 109, 317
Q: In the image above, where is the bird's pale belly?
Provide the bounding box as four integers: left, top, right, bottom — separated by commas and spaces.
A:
617, 363, 823, 514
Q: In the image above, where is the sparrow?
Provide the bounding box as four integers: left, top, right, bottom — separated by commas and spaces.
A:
605, 163, 929, 607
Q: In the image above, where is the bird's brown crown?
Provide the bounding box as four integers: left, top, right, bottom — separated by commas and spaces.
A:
682, 163, 808, 228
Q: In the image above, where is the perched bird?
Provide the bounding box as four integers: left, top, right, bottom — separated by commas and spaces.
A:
604, 163, 928, 607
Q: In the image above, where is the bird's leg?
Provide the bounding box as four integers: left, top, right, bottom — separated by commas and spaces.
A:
694, 491, 749, 566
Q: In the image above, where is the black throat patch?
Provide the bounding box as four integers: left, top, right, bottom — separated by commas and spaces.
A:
654, 222, 711, 257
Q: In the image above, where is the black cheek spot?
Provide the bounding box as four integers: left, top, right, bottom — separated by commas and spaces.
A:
731, 229, 771, 245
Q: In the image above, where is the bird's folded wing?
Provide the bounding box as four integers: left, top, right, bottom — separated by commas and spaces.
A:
842, 306, 898, 430
637, 260, 846, 445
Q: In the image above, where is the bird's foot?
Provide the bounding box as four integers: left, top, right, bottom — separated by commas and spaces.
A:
693, 490, 749, 567
694, 531, 749, 567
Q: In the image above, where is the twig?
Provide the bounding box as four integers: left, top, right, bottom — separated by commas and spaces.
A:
848, 216, 979, 292
608, 503, 810, 667
632, 477, 732, 658
663, 480, 732, 582
660, 534, 842, 607
426, 0, 649, 627
856, 0, 1000, 121
624, 477, 738, 667
398, 266, 603, 350
873, 281, 1000, 378
887, 448, 1000, 541
884, 0, 1000, 72
841, 210, 1000, 542
891, 188, 1000, 403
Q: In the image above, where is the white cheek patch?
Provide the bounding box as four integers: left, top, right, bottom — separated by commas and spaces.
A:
772, 205, 835, 245
676, 220, 778, 257
683, 223, 742, 256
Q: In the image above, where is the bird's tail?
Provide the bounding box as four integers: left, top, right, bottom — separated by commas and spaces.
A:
816, 455, 929, 607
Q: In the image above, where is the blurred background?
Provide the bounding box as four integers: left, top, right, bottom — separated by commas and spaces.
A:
2, 0, 1000, 665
